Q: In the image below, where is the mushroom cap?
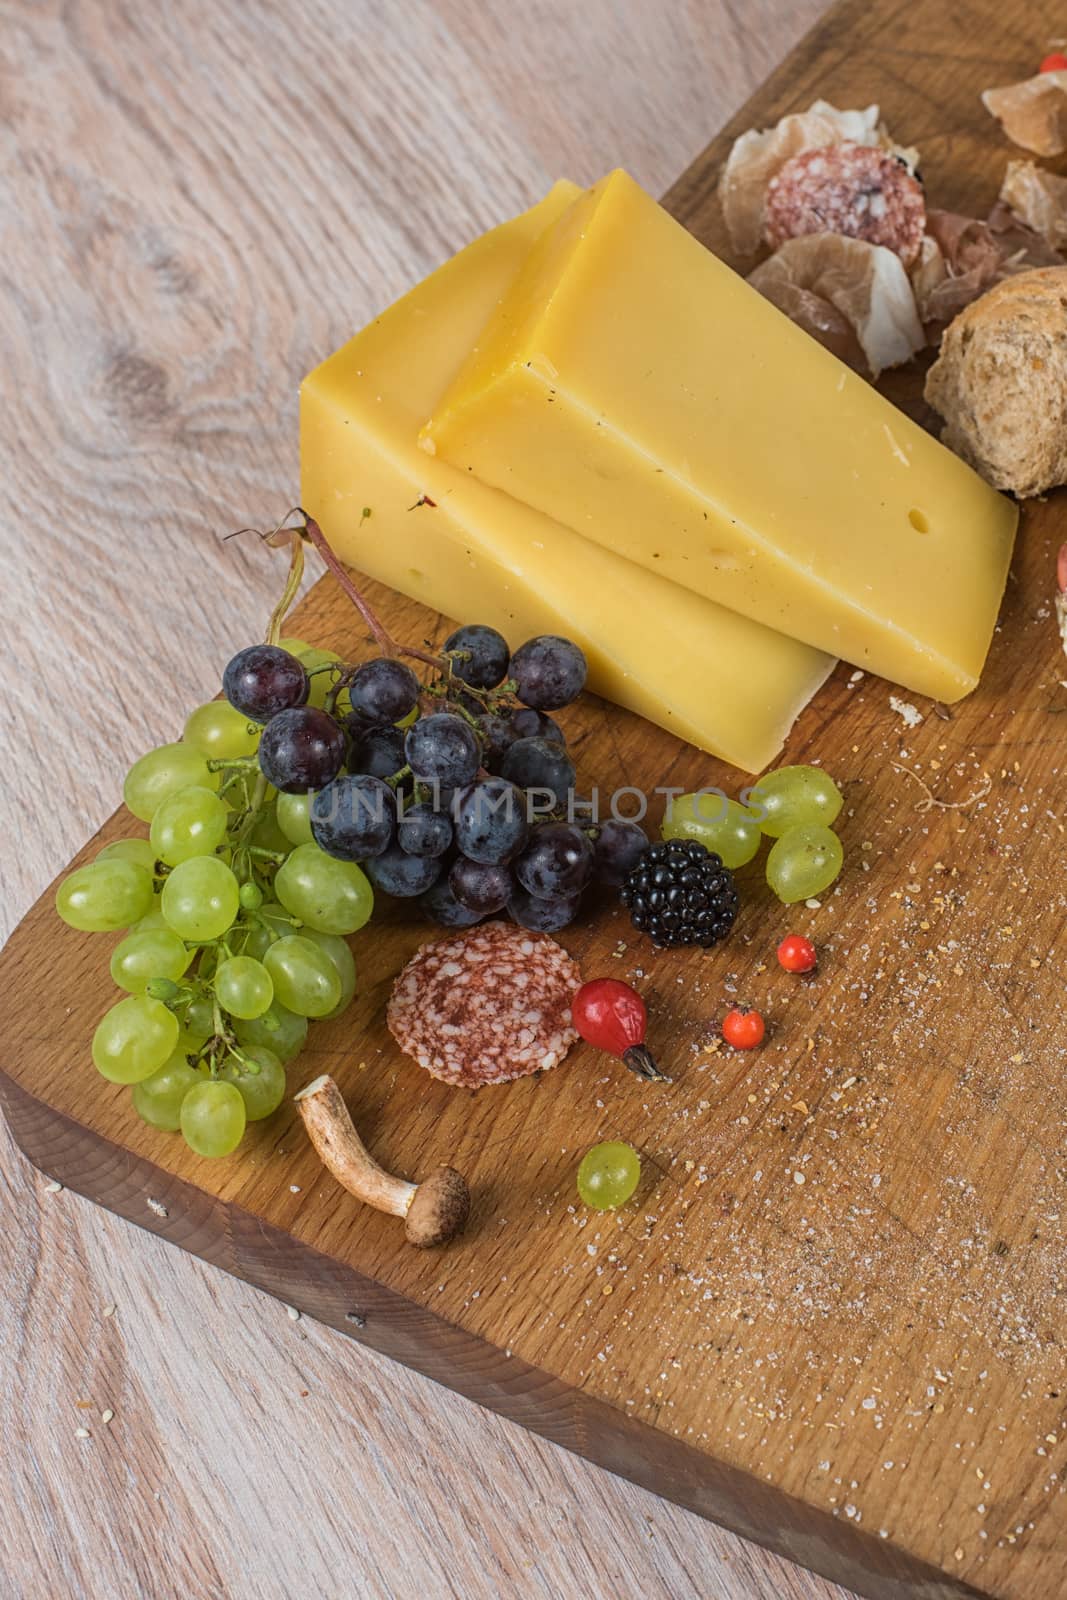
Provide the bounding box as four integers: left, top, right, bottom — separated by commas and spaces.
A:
405, 1166, 471, 1247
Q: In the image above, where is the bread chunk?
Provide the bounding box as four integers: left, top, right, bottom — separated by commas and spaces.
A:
925, 265, 1067, 497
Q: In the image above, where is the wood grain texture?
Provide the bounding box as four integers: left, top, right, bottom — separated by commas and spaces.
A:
0, 3, 849, 1600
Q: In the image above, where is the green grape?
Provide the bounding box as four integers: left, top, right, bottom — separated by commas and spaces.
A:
150, 785, 229, 867
132, 1051, 205, 1131
250, 804, 292, 856
275, 844, 374, 936
110, 928, 191, 993
263, 935, 342, 1017
180, 1079, 247, 1157
301, 928, 356, 1019
234, 1004, 307, 1064
57, 859, 154, 933
123, 742, 220, 822
221, 1045, 286, 1120
175, 1023, 210, 1057
182, 994, 215, 1039
238, 901, 295, 960
129, 901, 166, 933
276, 791, 315, 846
661, 792, 762, 869
92, 995, 180, 1084
183, 700, 261, 759
577, 1142, 641, 1210
239, 881, 263, 911
214, 955, 273, 1020
161, 857, 240, 941
765, 824, 844, 904
96, 837, 157, 873
278, 637, 341, 709
747, 765, 843, 839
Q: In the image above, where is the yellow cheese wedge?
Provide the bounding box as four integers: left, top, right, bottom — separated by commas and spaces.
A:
420, 169, 1019, 703
300, 185, 835, 773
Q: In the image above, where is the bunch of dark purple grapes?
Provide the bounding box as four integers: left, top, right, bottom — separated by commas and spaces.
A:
222, 625, 649, 932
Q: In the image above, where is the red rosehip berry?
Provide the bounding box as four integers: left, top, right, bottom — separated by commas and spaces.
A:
777, 934, 818, 974
722, 1007, 765, 1050
571, 979, 666, 1080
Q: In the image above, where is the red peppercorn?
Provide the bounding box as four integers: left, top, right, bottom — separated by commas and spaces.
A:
722, 1006, 765, 1050
777, 934, 818, 974
571, 979, 666, 1080
1041, 51, 1067, 72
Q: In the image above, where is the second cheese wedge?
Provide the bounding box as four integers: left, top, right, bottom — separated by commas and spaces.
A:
301, 185, 834, 773
420, 169, 1018, 703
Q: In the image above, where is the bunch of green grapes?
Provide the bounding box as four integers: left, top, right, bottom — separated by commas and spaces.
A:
661, 765, 845, 905
56, 640, 372, 1159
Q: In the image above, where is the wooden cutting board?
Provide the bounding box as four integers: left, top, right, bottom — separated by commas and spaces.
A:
2, 1, 1065, 1595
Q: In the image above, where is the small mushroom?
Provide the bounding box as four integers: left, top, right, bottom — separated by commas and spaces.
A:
295, 1074, 470, 1248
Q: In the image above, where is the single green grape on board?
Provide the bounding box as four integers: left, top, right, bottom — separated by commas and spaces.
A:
747, 764, 843, 839
766, 824, 844, 904
577, 1142, 641, 1210
661, 792, 762, 868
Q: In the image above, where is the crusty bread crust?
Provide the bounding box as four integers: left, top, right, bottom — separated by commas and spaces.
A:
924, 265, 1067, 498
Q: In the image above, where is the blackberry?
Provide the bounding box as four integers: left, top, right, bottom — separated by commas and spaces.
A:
621, 838, 738, 948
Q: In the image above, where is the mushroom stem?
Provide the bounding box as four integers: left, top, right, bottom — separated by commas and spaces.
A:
294, 1075, 470, 1247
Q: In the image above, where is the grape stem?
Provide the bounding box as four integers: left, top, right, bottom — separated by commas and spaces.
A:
295, 512, 448, 672
294, 1074, 470, 1248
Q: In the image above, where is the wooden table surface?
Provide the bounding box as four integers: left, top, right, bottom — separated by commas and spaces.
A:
0, 2, 863, 1596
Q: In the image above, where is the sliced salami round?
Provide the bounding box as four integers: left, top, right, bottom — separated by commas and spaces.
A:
387, 920, 581, 1088
763, 142, 926, 266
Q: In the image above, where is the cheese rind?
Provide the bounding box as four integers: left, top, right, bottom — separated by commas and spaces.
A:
420, 169, 1019, 703
300, 186, 835, 774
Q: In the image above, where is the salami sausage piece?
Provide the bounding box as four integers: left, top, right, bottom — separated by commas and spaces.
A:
387, 921, 581, 1088
763, 142, 926, 266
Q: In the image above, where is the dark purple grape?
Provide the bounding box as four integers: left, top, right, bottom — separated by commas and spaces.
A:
397, 802, 453, 859
365, 844, 442, 898
478, 713, 516, 767
405, 713, 481, 787
347, 724, 407, 780
509, 707, 564, 745
258, 708, 345, 793
515, 822, 594, 898
347, 657, 420, 725
443, 624, 510, 690
499, 737, 576, 809
224, 645, 308, 723
453, 779, 529, 865
449, 857, 512, 914
508, 884, 581, 933
593, 819, 650, 886
420, 877, 485, 928
510, 635, 587, 711
310, 774, 396, 859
